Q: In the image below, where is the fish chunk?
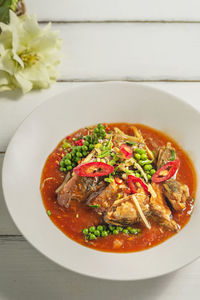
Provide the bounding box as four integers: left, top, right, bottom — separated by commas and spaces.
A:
104, 195, 139, 226
157, 142, 174, 169
104, 189, 150, 226
87, 181, 119, 214
150, 183, 178, 231
57, 174, 106, 208
162, 179, 189, 210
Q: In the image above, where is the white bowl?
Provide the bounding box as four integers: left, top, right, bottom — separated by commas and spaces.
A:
2, 82, 200, 280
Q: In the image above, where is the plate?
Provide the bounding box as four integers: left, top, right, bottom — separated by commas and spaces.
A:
2, 82, 200, 280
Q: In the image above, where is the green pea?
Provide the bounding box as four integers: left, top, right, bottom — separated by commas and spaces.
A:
129, 228, 137, 234
147, 174, 152, 180
89, 226, 96, 233
144, 164, 152, 171
139, 160, 144, 166
113, 229, 119, 235
139, 160, 152, 166
98, 123, 104, 129
85, 135, 91, 142
100, 128, 105, 135
127, 226, 132, 232
137, 228, 141, 233
150, 169, 156, 175
94, 230, 100, 237
76, 157, 81, 163
67, 166, 72, 171
140, 149, 146, 154
83, 151, 88, 157
71, 151, 76, 157
89, 233, 96, 240
60, 167, 66, 172
82, 228, 89, 235
65, 153, 71, 159
122, 229, 129, 234
109, 225, 115, 231
141, 153, 148, 160
82, 145, 88, 151
101, 231, 108, 237
76, 152, 82, 158
89, 144, 94, 150
135, 148, 146, 154
97, 225, 104, 231
134, 153, 141, 160
65, 159, 71, 165
116, 226, 123, 232
135, 172, 141, 178
84, 141, 89, 146
94, 128, 99, 133
60, 160, 65, 167
72, 162, 76, 168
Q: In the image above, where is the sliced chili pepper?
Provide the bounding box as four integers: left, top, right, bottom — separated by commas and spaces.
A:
75, 139, 84, 146
66, 135, 73, 141
152, 159, 180, 183
127, 175, 150, 195
115, 177, 123, 185
74, 162, 114, 177
120, 144, 133, 159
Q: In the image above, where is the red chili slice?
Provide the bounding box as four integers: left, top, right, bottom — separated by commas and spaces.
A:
66, 135, 72, 141
74, 162, 114, 177
115, 177, 123, 185
120, 144, 133, 159
127, 175, 150, 195
152, 159, 180, 183
75, 139, 84, 146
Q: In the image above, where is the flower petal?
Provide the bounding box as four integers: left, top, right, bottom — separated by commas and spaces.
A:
14, 73, 33, 94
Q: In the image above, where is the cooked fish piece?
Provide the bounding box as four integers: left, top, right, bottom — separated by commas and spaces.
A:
104, 195, 139, 226
87, 181, 119, 214
104, 189, 150, 226
57, 174, 106, 208
157, 142, 174, 169
162, 179, 189, 210
150, 183, 178, 231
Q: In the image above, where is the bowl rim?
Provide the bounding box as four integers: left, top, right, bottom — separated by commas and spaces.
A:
2, 81, 200, 281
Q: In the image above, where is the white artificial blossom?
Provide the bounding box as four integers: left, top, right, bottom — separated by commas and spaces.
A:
0, 10, 62, 93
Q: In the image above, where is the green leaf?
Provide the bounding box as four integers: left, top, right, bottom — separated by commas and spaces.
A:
0, 0, 18, 24
0, 6, 10, 23
0, 0, 12, 7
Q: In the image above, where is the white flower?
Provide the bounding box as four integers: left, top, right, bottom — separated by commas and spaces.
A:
0, 10, 62, 93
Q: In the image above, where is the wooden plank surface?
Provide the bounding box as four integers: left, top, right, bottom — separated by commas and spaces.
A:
49, 23, 200, 81
0, 237, 199, 300
26, 0, 200, 21
0, 23, 200, 83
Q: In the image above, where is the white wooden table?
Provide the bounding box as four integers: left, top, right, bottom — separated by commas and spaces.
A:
1, 1, 200, 299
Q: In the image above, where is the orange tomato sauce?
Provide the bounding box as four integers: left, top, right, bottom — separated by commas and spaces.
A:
40, 123, 197, 253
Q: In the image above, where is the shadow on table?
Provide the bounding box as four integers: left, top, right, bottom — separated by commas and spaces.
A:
0, 236, 177, 300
